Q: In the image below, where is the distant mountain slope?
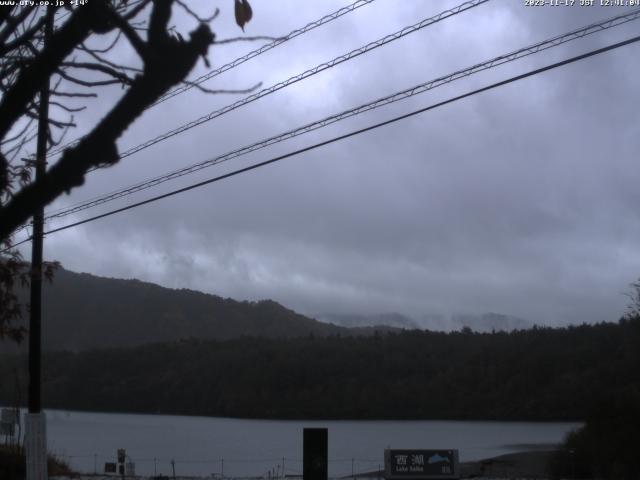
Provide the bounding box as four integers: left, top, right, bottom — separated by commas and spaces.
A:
3, 268, 346, 353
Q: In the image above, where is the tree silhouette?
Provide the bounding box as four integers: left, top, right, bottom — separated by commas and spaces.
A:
0, 0, 253, 341
625, 278, 640, 320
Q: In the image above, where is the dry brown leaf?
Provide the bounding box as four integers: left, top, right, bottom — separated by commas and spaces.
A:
234, 0, 253, 31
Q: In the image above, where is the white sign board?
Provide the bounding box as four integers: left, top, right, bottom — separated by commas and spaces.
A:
385, 450, 460, 480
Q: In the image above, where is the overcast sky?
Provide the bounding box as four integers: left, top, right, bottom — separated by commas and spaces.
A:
18, 0, 640, 327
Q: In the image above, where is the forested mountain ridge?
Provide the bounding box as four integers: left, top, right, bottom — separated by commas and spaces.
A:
1, 318, 638, 420
2, 268, 533, 354
2, 267, 346, 353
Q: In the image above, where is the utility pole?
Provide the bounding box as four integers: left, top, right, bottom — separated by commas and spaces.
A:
26, 8, 52, 480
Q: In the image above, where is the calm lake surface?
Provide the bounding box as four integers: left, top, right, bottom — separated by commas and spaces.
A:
30, 410, 579, 477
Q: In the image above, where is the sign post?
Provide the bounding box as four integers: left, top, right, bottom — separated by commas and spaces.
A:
384, 450, 459, 480
25, 413, 47, 480
303, 428, 328, 480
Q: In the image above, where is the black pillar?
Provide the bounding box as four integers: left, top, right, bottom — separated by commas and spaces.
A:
303, 428, 328, 480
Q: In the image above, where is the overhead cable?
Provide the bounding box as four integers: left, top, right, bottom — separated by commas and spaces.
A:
43, 7, 640, 222
95, 0, 490, 163
153, 0, 377, 106
46, 0, 378, 158
3, 31, 634, 252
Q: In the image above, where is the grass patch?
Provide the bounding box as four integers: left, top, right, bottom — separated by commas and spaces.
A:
0, 444, 77, 479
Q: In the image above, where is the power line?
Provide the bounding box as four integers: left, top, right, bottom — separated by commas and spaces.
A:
46, 0, 378, 158
5, 32, 635, 251
153, 0, 377, 106
42, 7, 640, 222
92, 0, 489, 164
43, 0, 491, 218
8, 0, 490, 243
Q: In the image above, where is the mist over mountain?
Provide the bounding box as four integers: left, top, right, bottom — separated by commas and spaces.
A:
422, 312, 533, 332
316, 313, 420, 330
318, 312, 532, 332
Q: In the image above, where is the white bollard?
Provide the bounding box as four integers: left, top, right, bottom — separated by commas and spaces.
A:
25, 412, 48, 480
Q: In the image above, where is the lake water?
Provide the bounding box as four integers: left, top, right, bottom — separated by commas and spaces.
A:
17, 410, 580, 477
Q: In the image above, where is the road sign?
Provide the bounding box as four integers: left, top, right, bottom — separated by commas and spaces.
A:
384, 450, 459, 479
117, 448, 126, 464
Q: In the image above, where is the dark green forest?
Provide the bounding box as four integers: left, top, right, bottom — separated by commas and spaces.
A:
1, 317, 639, 420
548, 386, 640, 479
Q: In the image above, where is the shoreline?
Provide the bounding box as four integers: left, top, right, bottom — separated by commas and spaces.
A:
349, 450, 556, 479
2, 405, 585, 423
460, 450, 555, 478
48, 450, 557, 480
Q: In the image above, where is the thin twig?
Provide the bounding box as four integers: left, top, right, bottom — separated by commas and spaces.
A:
56, 69, 124, 87
175, 1, 219, 23
50, 90, 98, 98
60, 61, 135, 85
49, 101, 86, 113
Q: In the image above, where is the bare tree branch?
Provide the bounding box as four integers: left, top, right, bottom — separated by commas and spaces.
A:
123, 0, 154, 21
51, 90, 98, 98
55, 68, 126, 87
60, 61, 135, 85
79, 43, 143, 73
0, 1, 216, 239
0, 6, 35, 45
0, 2, 116, 140
1, 117, 36, 146
175, 0, 220, 23
0, 14, 46, 57
48, 100, 86, 113
82, 29, 123, 54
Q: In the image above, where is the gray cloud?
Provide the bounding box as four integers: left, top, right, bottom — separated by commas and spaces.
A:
29, 0, 640, 328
